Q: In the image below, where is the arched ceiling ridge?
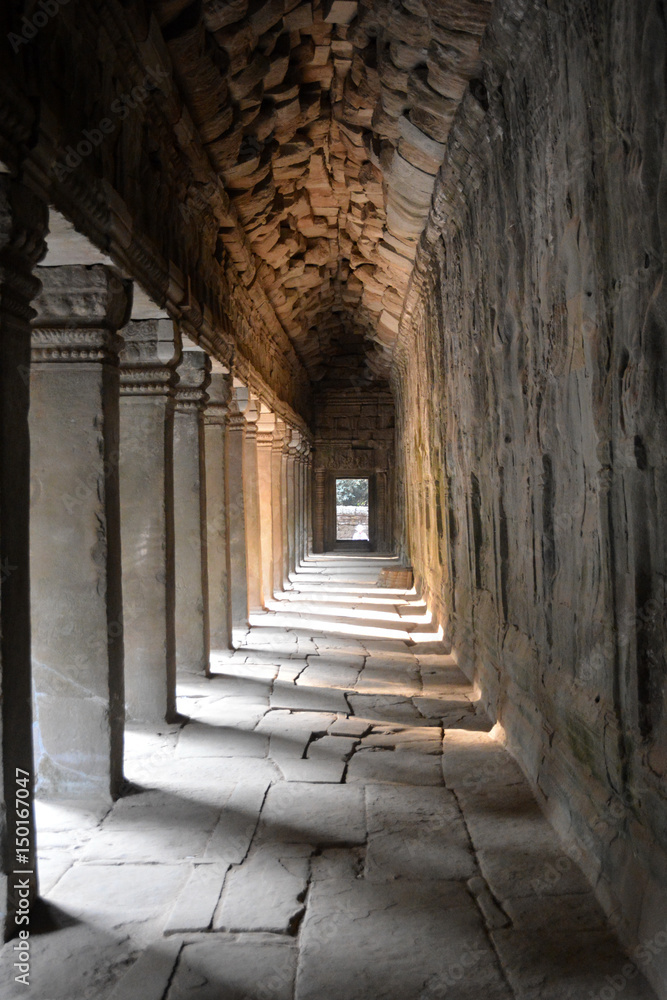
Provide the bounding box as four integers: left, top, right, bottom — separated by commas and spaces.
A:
150, 0, 494, 386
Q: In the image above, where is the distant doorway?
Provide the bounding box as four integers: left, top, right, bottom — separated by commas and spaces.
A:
336, 478, 369, 542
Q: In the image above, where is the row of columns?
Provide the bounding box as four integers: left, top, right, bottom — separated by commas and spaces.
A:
0, 179, 313, 934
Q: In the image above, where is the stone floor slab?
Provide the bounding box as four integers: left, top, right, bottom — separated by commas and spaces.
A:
491, 928, 657, 999
276, 757, 347, 782
328, 716, 373, 737
213, 844, 310, 933
270, 683, 350, 713
104, 788, 222, 831
296, 662, 361, 689
502, 891, 609, 932
166, 935, 297, 1000
476, 844, 592, 900
175, 721, 268, 758
204, 781, 269, 863
364, 784, 475, 881
307, 733, 357, 762
258, 783, 366, 846
346, 747, 444, 785
414, 696, 473, 718
295, 879, 511, 1000
361, 724, 442, 753
163, 862, 228, 933
79, 823, 212, 863
346, 693, 428, 722
49, 862, 190, 929
109, 938, 182, 1000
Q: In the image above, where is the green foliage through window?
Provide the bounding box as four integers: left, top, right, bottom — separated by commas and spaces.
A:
336, 478, 369, 506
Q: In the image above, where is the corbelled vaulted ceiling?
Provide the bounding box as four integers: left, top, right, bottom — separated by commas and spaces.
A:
151, 0, 493, 386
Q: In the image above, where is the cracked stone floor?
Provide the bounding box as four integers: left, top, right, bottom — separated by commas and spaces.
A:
2, 555, 658, 1000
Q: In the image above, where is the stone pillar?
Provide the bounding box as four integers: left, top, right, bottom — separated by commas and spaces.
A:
204, 370, 232, 651
30, 265, 130, 802
173, 346, 210, 674
306, 450, 314, 555
226, 392, 248, 638
0, 178, 47, 935
281, 437, 291, 587
119, 319, 179, 722
242, 394, 263, 614
271, 419, 287, 596
298, 440, 310, 566
376, 470, 387, 553
256, 408, 276, 607
295, 446, 303, 571
285, 431, 299, 581
313, 465, 326, 553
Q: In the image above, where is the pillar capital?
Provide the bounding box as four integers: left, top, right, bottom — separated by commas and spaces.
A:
256, 406, 276, 448
0, 178, 48, 324
272, 418, 287, 451
0, 178, 49, 260
241, 392, 260, 440
227, 392, 246, 431
173, 348, 211, 412
119, 317, 179, 396
31, 265, 131, 363
0, 175, 49, 323
287, 427, 302, 456
204, 370, 232, 425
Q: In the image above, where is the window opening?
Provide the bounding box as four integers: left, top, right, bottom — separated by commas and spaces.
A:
336, 478, 369, 541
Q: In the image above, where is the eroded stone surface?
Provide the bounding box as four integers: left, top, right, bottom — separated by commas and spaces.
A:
391, 0, 667, 986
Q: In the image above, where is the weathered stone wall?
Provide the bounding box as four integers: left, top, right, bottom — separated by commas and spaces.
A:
312, 386, 394, 551
394, 0, 667, 990
336, 506, 369, 540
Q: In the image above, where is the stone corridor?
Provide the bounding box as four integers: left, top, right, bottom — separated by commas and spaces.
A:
2, 556, 656, 1000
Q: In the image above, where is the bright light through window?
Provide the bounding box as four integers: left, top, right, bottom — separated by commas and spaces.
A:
336, 478, 369, 541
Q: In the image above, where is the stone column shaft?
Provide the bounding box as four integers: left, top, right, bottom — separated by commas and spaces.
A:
285, 442, 297, 581
173, 349, 211, 674
280, 444, 290, 589
0, 178, 48, 935
306, 455, 313, 555
30, 265, 130, 803
119, 319, 178, 722
205, 372, 232, 651
313, 465, 325, 553
271, 421, 287, 596
295, 454, 303, 570
243, 408, 263, 614
226, 405, 248, 638
257, 415, 276, 607
298, 448, 309, 566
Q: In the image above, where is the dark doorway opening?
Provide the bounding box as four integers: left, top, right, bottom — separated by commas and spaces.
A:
336, 478, 370, 542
